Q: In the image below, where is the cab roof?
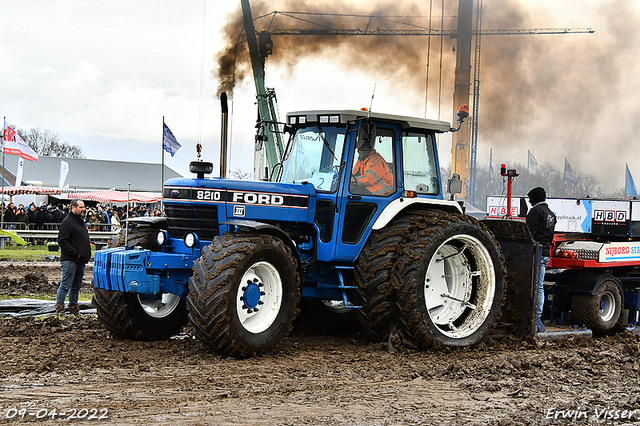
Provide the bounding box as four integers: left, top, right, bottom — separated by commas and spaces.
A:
286, 110, 452, 133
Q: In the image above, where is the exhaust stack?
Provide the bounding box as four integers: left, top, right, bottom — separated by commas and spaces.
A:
220, 92, 229, 178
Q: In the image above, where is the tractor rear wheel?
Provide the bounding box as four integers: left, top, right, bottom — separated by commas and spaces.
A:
354, 215, 412, 341
571, 280, 622, 334
93, 225, 188, 340
396, 211, 506, 349
187, 233, 301, 358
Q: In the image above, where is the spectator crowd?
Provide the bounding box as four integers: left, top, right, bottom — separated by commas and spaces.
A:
1, 200, 162, 237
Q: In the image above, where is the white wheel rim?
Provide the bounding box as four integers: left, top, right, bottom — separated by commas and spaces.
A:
236, 261, 283, 334
423, 234, 496, 339
137, 293, 181, 319
599, 291, 616, 322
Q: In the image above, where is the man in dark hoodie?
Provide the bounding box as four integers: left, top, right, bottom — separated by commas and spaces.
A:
56, 199, 91, 316
526, 187, 557, 321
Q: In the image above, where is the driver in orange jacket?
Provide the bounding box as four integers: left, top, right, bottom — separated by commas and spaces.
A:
351, 124, 394, 196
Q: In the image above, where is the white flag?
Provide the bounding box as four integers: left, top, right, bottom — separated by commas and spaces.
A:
3, 119, 38, 162
528, 150, 538, 170
59, 160, 69, 187
15, 158, 24, 187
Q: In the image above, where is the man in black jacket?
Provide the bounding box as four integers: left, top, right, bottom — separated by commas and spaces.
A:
56, 199, 91, 316
526, 187, 557, 321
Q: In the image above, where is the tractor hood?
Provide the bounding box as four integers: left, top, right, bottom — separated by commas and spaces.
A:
163, 177, 316, 224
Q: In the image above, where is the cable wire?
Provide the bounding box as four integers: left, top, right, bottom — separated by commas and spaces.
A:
197, 0, 208, 145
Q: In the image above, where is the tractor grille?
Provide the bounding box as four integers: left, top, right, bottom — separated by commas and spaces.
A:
164, 204, 219, 241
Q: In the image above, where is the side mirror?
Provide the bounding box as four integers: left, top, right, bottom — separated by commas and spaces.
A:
356, 121, 376, 151
255, 125, 265, 150
448, 174, 463, 198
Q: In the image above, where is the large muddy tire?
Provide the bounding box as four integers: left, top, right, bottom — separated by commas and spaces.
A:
396, 211, 506, 349
187, 233, 301, 358
571, 280, 622, 334
92, 289, 188, 340
94, 226, 188, 340
354, 215, 412, 341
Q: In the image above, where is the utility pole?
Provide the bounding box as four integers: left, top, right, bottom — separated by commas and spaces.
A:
469, 0, 483, 206
451, 0, 473, 200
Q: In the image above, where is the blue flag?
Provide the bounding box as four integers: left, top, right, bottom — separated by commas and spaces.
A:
626, 164, 638, 198
564, 158, 578, 184
163, 123, 181, 157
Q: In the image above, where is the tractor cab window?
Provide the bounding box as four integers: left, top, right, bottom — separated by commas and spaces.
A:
349, 124, 396, 196
402, 131, 439, 195
281, 125, 346, 193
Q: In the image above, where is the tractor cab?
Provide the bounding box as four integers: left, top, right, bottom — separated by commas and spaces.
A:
280, 110, 455, 261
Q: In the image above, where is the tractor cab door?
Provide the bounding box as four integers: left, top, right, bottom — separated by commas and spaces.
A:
333, 121, 399, 260
280, 123, 347, 262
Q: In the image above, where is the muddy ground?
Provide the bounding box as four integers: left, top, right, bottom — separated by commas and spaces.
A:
0, 259, 92, 297
0, 260, 639, 425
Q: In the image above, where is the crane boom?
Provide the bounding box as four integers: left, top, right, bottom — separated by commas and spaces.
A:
241, 0, 285, 181
264, 27, 594, 36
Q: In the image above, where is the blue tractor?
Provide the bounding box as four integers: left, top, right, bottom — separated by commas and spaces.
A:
92, 108, 531, 358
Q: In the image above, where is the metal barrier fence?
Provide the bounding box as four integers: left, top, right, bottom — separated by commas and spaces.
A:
1, 222, 118, 244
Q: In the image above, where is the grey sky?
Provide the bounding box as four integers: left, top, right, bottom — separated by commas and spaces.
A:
1, 0, 638, 193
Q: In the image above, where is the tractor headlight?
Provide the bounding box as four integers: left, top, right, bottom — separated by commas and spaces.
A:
156, 230, 169, 246
183, 232, 198, 248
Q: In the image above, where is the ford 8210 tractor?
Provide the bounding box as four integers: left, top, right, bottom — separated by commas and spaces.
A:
92, 109, 535, 358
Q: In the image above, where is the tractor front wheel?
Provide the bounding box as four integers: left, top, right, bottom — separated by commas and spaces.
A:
187, 233, 301, 358
94, 225, 188, 340
93, 289, 187, 340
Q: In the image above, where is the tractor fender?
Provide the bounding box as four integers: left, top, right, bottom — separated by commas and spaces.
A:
566, 270, 623, 297
222, 219, 300, 262
372, 197, 463, 230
